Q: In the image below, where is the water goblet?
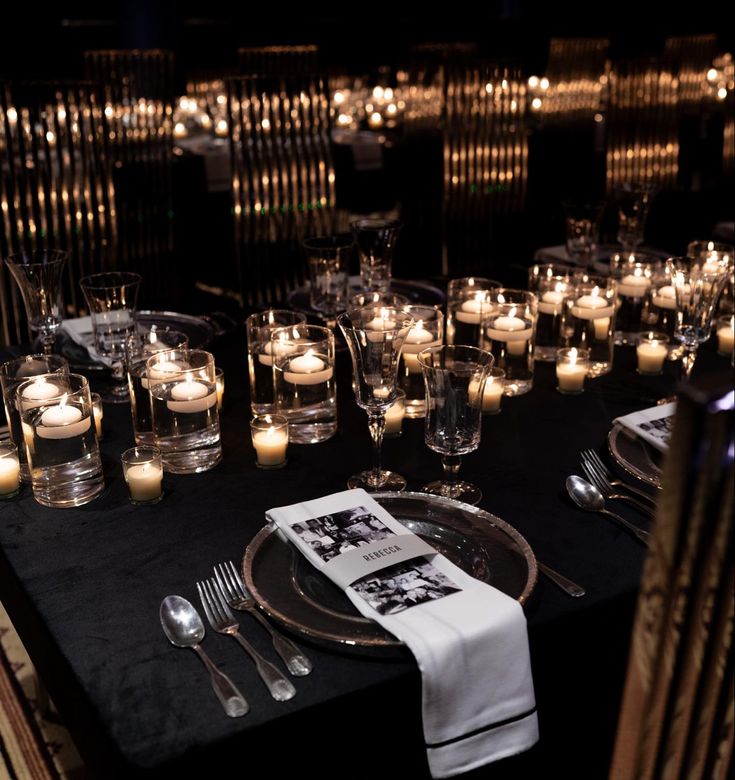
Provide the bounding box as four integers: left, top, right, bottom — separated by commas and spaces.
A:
418, 345, 494, 505
350, 218, 402, 292
337, 305, 414, 491
4, 250, 67, 355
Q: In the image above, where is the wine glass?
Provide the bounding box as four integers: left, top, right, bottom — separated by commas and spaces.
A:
302, 235, 353, 329
562, 200, 605, 269
418, 345, 494, 505
337, 305, 414, 491
4, 250, 67, 354
614, 182, 656, 254
667, 256, 731, 380
350, 218, 402, 292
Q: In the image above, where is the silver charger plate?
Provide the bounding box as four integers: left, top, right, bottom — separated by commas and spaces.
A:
136, 311, 215, 349
608, 424, 663, 488
243, 492, 537, 654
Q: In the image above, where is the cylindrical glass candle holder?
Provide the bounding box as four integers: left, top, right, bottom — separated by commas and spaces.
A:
272, 324, 336, 444
556, 348, 590, 394
147, 349, 221, 474
246, 310, 307, 415
250, 414, 289, 469
348, 291, 410, 308
568, 277, 616, 377
0, 441, 21, 499
383, 389, 406, 437
609, 253, 660, 344
215, 367, 225, 411
534, 275, 574, 361
0, 354, 69, 482
446, 277, 502, 348
399, 305, 444, 418
121, 446, 163, 505
636, 332, 669, 375
470, 367, 506, 414
528, 263, 571, 292
126, 327, 189, 446
90, 393, 104, 438
16, 373, 103, 508
715, 315, 734, 357
484, 289, 537, 396
646, 267, 682, 359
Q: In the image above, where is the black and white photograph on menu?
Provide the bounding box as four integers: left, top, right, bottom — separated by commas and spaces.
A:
352, 559, 462, 615
291, 505, 395, 562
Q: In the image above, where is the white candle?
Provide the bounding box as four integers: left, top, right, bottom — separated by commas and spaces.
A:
125, 462, 163, 502
372, 386, 392, 401
20, 379, 61, 410
143, 360, 185, 388
538, 290, 565, 316
456, 295, 489, 324
487, 315, 531, 355
617, 273, 652, 298
652, 285, 677, 310
252, 427, 288, 466
37, 401, 91, 439
167, 379, 216, 413
384, 400, 405, 434
283, 351, 333, 385
637, 340, 668, 374
717, 318, 734, 356
258, 338, 297, 367
0, 457, 20, 496
556, 349, 588, 393
402, 323, 440, 373
572, 294, 613, 340
93, 405, 104, 438
470, 377, 504, 413
365, 314, 397, 331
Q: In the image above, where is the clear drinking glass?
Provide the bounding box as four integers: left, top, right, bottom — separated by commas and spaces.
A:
147, 349, 221, 473
303, 235, 353, 328
484, 289, 537, 395
16, 373, 104, 508
79, 271, 142, 402
567, 276, 617, 377
534, 275, 574, 361
337, 306, 414, 491
667, 256, 731, 379
350, 218, 402, 291
446, 277, 502, 348
399, 305, 444, 419
562, 200, 605, 268
418, 345, 494, 505
245, 310, 307, 415
0, 355, 69, 481
272, 324, 337, 444
609, 253, 660, 345
614, 182, 656, 253
126, 328, 189, 446
4, 250, 67, 355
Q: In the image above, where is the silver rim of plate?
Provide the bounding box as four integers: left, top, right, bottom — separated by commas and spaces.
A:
608, 424, 663, 488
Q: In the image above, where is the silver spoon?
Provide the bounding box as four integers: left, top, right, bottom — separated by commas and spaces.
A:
160, 595, 249, 718
566, 475, 650, 546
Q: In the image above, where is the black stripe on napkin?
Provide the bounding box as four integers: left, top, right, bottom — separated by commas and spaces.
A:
425, 707, 538, 749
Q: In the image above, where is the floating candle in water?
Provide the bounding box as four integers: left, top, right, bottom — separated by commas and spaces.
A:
487, 310, 531, 355
283, 350, 333, 385
167, 378, 216, 413
37, 394, 91, 439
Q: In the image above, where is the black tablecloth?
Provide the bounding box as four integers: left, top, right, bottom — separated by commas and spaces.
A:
0, 330, 729, 780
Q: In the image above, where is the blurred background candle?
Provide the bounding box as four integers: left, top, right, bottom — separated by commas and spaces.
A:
91, 392, 103, 438
251, 414, 288, 468
636, 332, 669, 375
716, 316, 734, 357
0, 442, 21, 498
556, 348, 589, 394
215, 367, 225, 411
383, 390, 405, 436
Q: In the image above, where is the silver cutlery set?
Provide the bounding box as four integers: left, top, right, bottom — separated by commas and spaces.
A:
160, 560, 313, 717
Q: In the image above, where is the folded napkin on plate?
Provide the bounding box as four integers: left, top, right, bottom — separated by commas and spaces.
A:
614, 401, 676, 453
60, 317, 114, 368
266, 488, 538, 778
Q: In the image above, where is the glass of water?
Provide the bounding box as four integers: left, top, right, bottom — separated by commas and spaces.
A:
351, 218, 402, 292
303, 235, 353, 328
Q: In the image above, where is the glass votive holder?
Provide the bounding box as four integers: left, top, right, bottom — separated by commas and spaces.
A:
534, 275, 574, 361
446, 277, 502, 348
121, 446, 163, 505
0, 441, 21, 499
470, 367, 506, 414
636, 332, 670, 375
528, 263, 571, 293
250, 414, 289, 469
399, 306, 444, 419
91, 392, 104, 438
556, 348, 590, 395
568, 276, 616, 377
715, 315, 734, 357
609, 253, 660, 345
384, 389, 406, 437
215, 367, 225, 411
348, 291, 410, 307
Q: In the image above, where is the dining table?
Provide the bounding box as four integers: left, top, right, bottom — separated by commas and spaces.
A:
0, 308, 729, 780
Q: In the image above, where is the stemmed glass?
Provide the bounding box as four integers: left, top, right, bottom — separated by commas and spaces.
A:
667, 256, 731, 380
418, 345, 494, 505
562, 200, 605, 269
4, 250, 67, 354
302, 235, 353, 329
350, 218, 402, 292
337, 305, 414, 491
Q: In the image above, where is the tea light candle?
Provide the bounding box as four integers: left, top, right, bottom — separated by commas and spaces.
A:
717, 317, 734, 356
0, 455, 20, 497
283, 351, 333, 385
470, 375, 504, 413
372, 386, 392, 401
652, 284, 677, 310
636, 335, 669, 375
487, 314, 531, 356
252, 426, 288, 467
556, 348, 588, 394
402, 323, 440, 372
37, 401, 91, 439
20, 379, 60, 409
125, 462, 163, 502
167, 378, 216, 413
384, 398, 405, 435
143, 360, 184, 388
456, 295, 488, 324
572, 294, 613, 340
538, 289, 565, 316
259, 338, 296, 366
617, 273, 651, 298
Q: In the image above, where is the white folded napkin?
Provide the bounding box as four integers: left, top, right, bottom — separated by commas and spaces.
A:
266, 488, 538, 778
614, 401, 676, 453
60, 316, 114, 367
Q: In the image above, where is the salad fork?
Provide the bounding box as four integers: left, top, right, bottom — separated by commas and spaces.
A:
581, 449, 658, 505
581, 462, 654, 519
214, 560, 312, 676
196, 578, 297, 702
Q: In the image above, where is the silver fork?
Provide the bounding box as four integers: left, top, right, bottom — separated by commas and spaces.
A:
581, 462, 654, 519
196, 579, 297, 702
581, 449, 658, 506
214, 561, 312, 677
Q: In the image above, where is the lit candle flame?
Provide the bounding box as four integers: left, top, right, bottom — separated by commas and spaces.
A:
569, 348, 578, 367
59, 393, 68, 411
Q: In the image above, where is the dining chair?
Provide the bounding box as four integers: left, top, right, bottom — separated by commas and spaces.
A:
0, 80, 117, 345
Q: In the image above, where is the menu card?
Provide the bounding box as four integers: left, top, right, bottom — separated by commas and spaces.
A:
614, 402, 676, 453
